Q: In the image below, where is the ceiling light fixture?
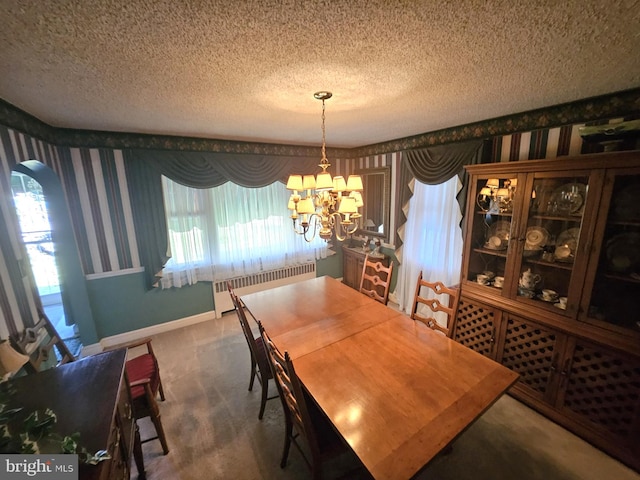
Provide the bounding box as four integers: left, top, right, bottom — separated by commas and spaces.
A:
286, 92, 363, 242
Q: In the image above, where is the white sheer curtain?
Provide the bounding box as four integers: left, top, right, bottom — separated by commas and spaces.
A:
396, 176, 464, 318
159, 176, 327, 288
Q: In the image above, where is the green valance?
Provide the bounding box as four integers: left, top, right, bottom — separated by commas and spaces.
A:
394, 140, 484, 253
124, 149, 318, 288
128, 149, 318, 188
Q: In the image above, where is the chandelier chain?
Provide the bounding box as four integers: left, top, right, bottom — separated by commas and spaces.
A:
320, 97, 327, 164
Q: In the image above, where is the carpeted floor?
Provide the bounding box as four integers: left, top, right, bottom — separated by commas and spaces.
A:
130, 312, 640, 480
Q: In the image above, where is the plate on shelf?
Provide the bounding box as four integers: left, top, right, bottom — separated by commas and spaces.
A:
525, 226, 549, 248
613, 184, 640, 221
555, 227, 580, 262
606, 232, 640, 273
484, 236, 504, 250
551, 183, 587, 214
556, 228, 580, 251
485, 221, 511, 250
536, 294, 559, 303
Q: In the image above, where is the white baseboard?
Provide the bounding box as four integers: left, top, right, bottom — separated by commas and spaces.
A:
80, 343, 103, 357
81, 310, 217, 355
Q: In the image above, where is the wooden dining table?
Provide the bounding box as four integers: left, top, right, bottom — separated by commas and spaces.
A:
242, 275, 519, 480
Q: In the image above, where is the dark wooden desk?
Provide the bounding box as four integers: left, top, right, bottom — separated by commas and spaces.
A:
5, 349, 144, 480
242, 276, 519, 480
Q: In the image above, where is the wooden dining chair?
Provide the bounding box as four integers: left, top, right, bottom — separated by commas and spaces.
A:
411, 271, 460, 338
258, 322, 359, 479
359, 255, 393, 305
227, 282, 277, 420
123, 338, 170, 455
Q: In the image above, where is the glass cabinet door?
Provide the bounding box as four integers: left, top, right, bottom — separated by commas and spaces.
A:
513, 172, 591, 315
464, 175, 520, 292
584, 169, 640, 333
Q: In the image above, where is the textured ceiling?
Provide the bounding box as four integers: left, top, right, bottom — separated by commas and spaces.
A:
1, 0, 639, 148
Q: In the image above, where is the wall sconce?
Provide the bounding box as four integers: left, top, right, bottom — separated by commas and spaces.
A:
0, 339, 29, 380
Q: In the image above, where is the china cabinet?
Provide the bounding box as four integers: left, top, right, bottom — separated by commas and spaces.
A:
454, 150, 640, 472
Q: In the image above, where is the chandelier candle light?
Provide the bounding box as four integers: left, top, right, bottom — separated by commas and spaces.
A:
287, 92, 364, 242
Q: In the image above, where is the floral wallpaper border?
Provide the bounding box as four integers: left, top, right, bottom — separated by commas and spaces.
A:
1, 88, 639, 157
357, 88, 640, 157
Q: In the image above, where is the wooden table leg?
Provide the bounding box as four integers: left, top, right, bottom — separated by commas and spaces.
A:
133, 422, 146, 480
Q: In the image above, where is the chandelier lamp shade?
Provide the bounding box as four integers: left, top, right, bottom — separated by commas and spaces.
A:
476, 177, 518, 213
286, 92, 364, 242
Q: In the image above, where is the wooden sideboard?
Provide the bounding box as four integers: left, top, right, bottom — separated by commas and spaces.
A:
5, 349, 144, 480
342, 245, 389, 290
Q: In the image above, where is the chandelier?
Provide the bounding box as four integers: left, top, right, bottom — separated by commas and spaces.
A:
286, 92, 364, 242
477, 178, 517, 214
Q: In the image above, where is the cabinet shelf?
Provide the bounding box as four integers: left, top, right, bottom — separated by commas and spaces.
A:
524, 258, 574, 270
529, 214, 582, 222
473, 247, 508, 257
475, 210, 513, 217
516, 295, 567, 310
602, 272, 640, 284
606, 219, 640, 227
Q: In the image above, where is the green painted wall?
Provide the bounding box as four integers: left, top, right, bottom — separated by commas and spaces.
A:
86, 271, 214, 338
86, 254, 342, 339
317, 251, 342, 278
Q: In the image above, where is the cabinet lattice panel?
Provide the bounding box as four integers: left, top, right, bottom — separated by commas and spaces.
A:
454, 299, 495, 357
563, 343, 640, 438
502, 318, 556, 395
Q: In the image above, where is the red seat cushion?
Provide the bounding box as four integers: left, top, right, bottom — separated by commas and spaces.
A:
126, 353, 159, 399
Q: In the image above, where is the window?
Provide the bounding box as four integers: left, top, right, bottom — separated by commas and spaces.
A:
160, 177, 327, 288
395, 176, 464, 313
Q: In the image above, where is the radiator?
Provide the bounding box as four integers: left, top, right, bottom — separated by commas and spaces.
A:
213, 263, 316, 318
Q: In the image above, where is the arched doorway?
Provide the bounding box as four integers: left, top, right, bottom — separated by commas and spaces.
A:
10, 171, 73, 335
10, 160, 97, 355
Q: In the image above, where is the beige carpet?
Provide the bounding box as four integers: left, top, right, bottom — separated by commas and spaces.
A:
130, 312, 640, 480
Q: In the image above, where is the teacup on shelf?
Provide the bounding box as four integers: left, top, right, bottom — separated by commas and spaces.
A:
554, 245, 572, 261
517, 286, 536, 298
485, 236, 503, 250
557, 296, 568, 309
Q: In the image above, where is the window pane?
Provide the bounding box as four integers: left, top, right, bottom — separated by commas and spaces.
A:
160, 176, 326, 287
